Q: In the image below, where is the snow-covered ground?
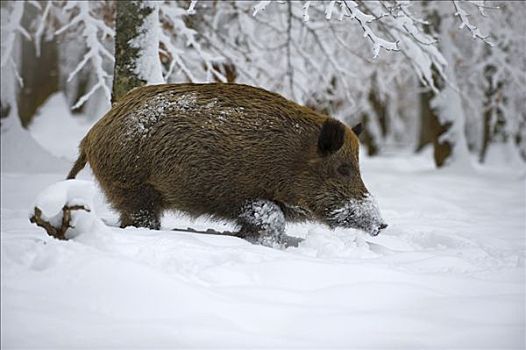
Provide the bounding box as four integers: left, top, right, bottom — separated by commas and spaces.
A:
1, 95, 525, 348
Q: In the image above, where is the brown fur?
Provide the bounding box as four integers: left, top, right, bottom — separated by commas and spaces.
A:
68, 83, 368, 231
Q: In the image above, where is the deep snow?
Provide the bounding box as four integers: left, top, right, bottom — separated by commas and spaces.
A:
1, 94, 525, 348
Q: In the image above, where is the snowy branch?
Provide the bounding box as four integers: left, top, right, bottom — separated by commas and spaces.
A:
365, 1, 447, 90
286, 1, 295, 99
160, 2, 226, 83
56, 1, 114, 109
34, 0, 52, 57
466, 0, 500, 17
187, 0, 198, 15
342, 1, 399, 59
303, 1, 312, 22
325, 1, 336, 20
253, 1, 272, 16
1, 1, 30, 87
452, 0, 493, 45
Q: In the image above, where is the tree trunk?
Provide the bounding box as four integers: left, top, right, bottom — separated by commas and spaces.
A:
112, 1, 162, 104
416, 85, 433, 152
17, 4, 59, 128
418, 7, 469, 167
430, 15, 471, 168
361, 113, 379, 156
479, 64, 503, 163
361, 87, 388, 156
417, 81, 452, 166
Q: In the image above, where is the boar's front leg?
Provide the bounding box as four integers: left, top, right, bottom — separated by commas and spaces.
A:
237, 199, 286, 247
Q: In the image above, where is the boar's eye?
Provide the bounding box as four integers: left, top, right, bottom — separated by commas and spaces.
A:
337, 163, 351, 177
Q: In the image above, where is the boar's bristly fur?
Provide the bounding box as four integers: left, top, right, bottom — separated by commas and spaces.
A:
67, 83, 387, 243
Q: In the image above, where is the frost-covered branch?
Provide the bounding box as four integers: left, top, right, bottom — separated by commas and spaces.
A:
187, 0, 198, 15
1, 1, 30, 87
160, 2, 226, 83
342, 1, 399, 59
286, 1, 295, 99
303, 1, 312, 22
33, 0, 52, 57
467, 0, 500, 16
452, 0, 493, 45
362, 1, 447, 90
253, 1, 272, 16
56, 1, 114, 108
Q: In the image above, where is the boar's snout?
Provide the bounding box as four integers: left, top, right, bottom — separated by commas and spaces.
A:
327, 193, 387, 236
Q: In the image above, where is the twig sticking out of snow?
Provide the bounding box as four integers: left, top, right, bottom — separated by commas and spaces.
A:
29, 180, 99, 240
30, 205, 91, 240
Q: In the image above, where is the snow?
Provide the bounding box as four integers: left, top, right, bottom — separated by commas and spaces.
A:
124, 91, 246, 139
1, 93, 525, 347
123, 91, 196, 139
124, 93, 173, 139
28, 92, 94, 161
0, 115, 69, 174
2, 122, 524, 348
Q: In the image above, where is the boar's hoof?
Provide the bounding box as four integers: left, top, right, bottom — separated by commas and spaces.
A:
237, 199, 287, 248
120, 209, 161, 230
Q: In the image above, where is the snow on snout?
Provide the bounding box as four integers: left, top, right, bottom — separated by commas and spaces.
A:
329, 194, 387, 236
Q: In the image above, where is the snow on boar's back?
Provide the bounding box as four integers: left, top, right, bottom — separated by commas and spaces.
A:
67, 83, 387, 246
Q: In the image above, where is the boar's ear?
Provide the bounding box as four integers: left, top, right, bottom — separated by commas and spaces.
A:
318, 119, 345, 156
352, 122, 363, 136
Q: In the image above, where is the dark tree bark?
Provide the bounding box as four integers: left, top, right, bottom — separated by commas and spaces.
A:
361, 86, 388, 157
111, 1, 153, 104
361, 113, 378, 157
479, 65, 503, 163
417, 84, 452, 167
417, 6, 453, 167
416, 84, 433, 152
17, 4, 59, 128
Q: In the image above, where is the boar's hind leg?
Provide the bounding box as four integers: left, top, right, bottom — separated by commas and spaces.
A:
113, 183, 163, 230
237, 200, 286, 247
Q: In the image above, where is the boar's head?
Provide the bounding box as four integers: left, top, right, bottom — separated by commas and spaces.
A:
295, 119, 387, 236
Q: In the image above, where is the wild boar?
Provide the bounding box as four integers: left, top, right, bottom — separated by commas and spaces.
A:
67, 83, 387, 246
